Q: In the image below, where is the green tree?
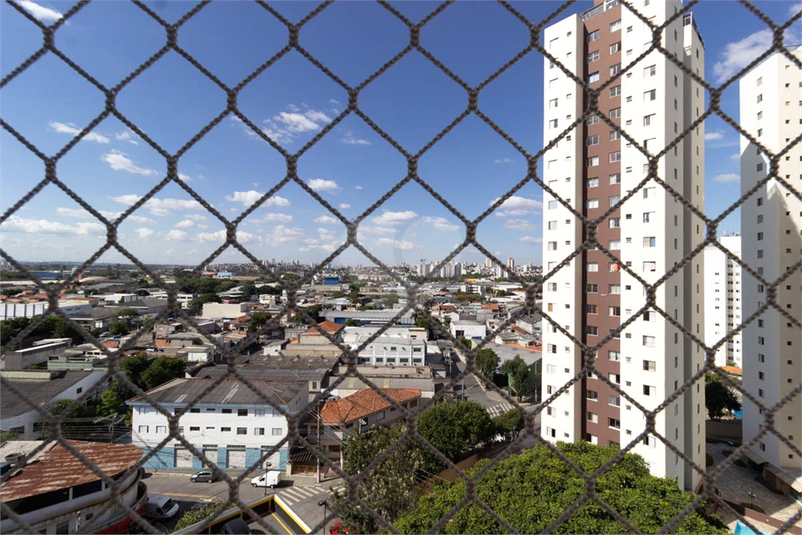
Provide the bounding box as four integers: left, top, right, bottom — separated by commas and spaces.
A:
108, 321, 130, 336
174, 502, 224, 531
116, 308, 140, 319
475, 348, 499, 380
344, 318, 361, 327
96, 380, 127, 417
417, 400, 494, 471
493, 409, 524, 441
248, 311, 271, 332
141, 356, 186, 390
1, 317, 30, 346
501, 355, 531, 401
705, 373, 741, 420
120, 353, 150, 391
0, 430, 20, 442
332, 425, 427, 533
395, 442, 728, 535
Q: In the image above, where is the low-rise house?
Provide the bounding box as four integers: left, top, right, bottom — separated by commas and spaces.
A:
450, 319, 487, 341
68, 307, 120, 332
282, 321, 345, 358
201, 302, 251, 320
128, 377, 307, 472
336, 366, 436, 398
0, 440, 147, 535
0, 370, 109, 439
2, 338, 72, 370
323, 309, 414, 326
355, 336, 426, 367
315, 388, 421, 462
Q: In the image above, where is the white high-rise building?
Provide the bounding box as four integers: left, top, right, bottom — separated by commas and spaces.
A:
739, 46, 802, 484
703, 235, 743, 368
539, 0, 706, 491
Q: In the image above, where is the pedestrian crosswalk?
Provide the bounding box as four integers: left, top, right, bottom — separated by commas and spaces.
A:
486, 403, 515, 418
276, 484, 330, 506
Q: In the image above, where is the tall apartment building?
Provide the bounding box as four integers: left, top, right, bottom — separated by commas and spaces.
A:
703, 235, 743, 368
739, 46, 802, 490
540, 0, 706, 491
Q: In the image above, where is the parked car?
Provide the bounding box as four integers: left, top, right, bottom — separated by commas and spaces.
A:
143, 495, 179, 520
190, 469, 218, 483
221, 518, 264, 534
250, 471, 281, 488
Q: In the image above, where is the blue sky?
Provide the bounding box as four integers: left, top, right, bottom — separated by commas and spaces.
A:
1, 0, 800, 268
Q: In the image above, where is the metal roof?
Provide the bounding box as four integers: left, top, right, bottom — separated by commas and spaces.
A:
1, 371, 105, 418
194, 365, 328, 383
127, 377, 306, 407
0, 440, 142, 503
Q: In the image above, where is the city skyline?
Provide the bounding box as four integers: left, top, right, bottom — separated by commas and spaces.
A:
2, 0, 800, 267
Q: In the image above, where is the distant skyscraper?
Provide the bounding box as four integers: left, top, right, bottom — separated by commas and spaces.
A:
485, 257, 493, 269
507, 257, 515, 273
540, 0, 705, 491
453, 262, 462, 278
739, 45, 802, 478
703, 235, 742, 368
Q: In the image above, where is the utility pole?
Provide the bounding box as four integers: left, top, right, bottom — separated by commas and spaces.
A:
316, 402, 321, 484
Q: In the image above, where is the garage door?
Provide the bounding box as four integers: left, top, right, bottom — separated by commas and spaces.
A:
260, 448, 280, 469
203, 449, 217, 466
175, 447, 193, 468
227, 448, 246, 469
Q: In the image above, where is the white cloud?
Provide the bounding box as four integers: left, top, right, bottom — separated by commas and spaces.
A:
109, 194, 202, 216
710, 27, 801, 83
303, 109, 332, 124
354, 185, 363, 190
494, 158, 514, 164
519, 236, 542, 244
422, 216, 459, 232
266, 225, 304, 244
342, 131, 371, 146
359, 225, 395, 235
255, 213, 293, 223
339, 203, 351, 210
225, 190, 263, 207
115, 129, 139, 145
307, 179, 340, 193
300, 227, 339, 252
54, 206, 148, 222
265, 195, 291, 207
178, 173, 192, 182
373, 210, 418, 226
505, 218, 537, 231
704, 130, 726, 141
175, 219, 196, 229
491, 195, 542, 217
713, 173, 740, 183
15, 0, 62, 22
789, 1, 802, 18
2, 215, 104, 235
729, 153, 740, 162
313, 215, 338, 225
135, 228, 154, 240
186, 214, 207, 221
376, 238, 420, 250
101, 150, 158, 176
48, 122, 109, 143
164, 230, 190, 241
329, 99, 341, 106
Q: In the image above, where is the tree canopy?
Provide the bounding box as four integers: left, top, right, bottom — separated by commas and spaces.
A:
415, 399, 495, 471
705, 373, 741, 420
501, 355, 531, 401
475, 348, 499, 380
108, 321, 130, 337
395, 442, 728, 534
0, 315, 84, 347
141, 356, 186, 391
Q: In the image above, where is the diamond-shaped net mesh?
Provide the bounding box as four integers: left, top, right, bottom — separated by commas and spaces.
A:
1, 0, 801, 534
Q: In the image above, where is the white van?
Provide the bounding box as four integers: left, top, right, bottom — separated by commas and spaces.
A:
250, 471, 281, 488
144, 495, 180, 520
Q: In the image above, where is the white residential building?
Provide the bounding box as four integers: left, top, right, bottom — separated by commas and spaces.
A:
540, 0, 706, 491
703, 235, 742, 368
354, 336, 426, 367
129, 378, 307, 472
739, 45, 802, 493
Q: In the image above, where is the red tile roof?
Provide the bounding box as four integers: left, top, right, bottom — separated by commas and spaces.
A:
721, 365, 743, 376
321, 388, 421, 425
304, 320, 344, 335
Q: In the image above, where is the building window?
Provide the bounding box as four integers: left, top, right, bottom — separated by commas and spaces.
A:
609, 306, 621, 316
587, 177, 599, 187
610, 19, 621, 32
644, 89, 656, 101
587, 262, 599, 272
588, 30, 600, 42
609, 107, 621, 118
643, 360, 656, 371
587, 50, 600, 63
643, 237, 656, 247
608, 418, 620, 429
609, 151, 621, 162
587, 198, 599, 209
608, 395, 620, 407
549, 118, 558, 129
609, 284, 621, 294
587, 304, 598, 314
586, 326, 599, 336
643, 114, 654, 126
587, 134, 599, 146
643, 211, 653, 222
609, 217, 620, 228
155, 426, 167, 434
609, 195, 620, 206
238, 409, 248, 417
643, 336, 656, 347
644, 65, 656, 77
609, 173, 621, 184
643, 385, 655, 396
588, 156, 599, 167
138, 426, 149, 434
587, 412, 598, 423
610, 42, 621, 54
609, 350, 620, 361
587, 390, 598, 401
255, 428, 265, 435
588, 72, 600, 83
586, 114, 599, 125
609, 85, 621, 97
272, 428, 283, 436
221, 427, 231, 432
586, 283, 598, 293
